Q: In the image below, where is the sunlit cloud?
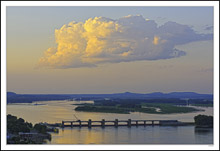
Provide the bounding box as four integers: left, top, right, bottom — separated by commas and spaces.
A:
153, 36, 160, 45
38, 15, 213, 68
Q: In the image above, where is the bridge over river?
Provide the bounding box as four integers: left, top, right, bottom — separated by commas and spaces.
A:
60, 119, 191, 128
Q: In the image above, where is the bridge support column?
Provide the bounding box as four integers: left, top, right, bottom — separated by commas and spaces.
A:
78, 120, 81, 127
144, 121, 146, 126
152, 121, 154, 126
115, 119, 118, 127
128, 119, 131, 127
101, 119, 105, 128
136, 121, 138, 126
71, 122, 73, 128
62, 121, 64, 128
88, 119, 92, 128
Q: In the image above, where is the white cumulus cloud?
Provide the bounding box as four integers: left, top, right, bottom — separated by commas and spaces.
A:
38, 15, 213, 68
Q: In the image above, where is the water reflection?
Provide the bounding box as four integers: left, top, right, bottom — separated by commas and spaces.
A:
194, 128, 213, 144
46, 126, 213, 144
195, 127, 213, 134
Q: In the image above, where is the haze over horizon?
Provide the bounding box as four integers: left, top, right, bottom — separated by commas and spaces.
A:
7, 7, 213, 94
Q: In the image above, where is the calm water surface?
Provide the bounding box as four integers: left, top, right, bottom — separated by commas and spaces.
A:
7, 100, 213, 144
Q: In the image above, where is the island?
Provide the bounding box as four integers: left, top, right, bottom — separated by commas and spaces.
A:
74, 99, 205, 114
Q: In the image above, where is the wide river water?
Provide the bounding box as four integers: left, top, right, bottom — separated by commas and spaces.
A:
7, 100, 213, 144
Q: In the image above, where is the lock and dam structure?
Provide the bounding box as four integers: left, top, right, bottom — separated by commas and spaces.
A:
60, 119, 186, 128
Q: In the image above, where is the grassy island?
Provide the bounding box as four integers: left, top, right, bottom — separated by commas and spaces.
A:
140, 103, 201, 114
74, 99, 202, 114
75, 105, 130, 114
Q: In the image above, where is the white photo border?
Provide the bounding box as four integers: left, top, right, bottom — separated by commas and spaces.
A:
1, 1, 219, 150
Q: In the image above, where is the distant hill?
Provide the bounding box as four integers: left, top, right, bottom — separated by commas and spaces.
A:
7, 92, 17, 96
7, 91, 213, 104
108, 91, 212, 99
145, 92, 213, 99
7, 92, 71, 103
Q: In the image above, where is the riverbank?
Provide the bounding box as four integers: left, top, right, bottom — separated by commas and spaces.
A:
7, 114, 53, 144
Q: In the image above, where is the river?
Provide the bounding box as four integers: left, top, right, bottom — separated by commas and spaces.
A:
7, 100, 213, 144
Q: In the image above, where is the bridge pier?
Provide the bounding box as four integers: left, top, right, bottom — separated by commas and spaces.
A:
152, 121, 154, 126
128, 119, 131, 127
62, 121, 64, 128
115, 119, 118, 127
60, 119, 178, 128
88, 119, 92, 128
101, 119, 105, 127
78, 120, 81, 127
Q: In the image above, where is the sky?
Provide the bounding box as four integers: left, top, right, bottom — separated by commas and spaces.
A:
6, 6, 214, 94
